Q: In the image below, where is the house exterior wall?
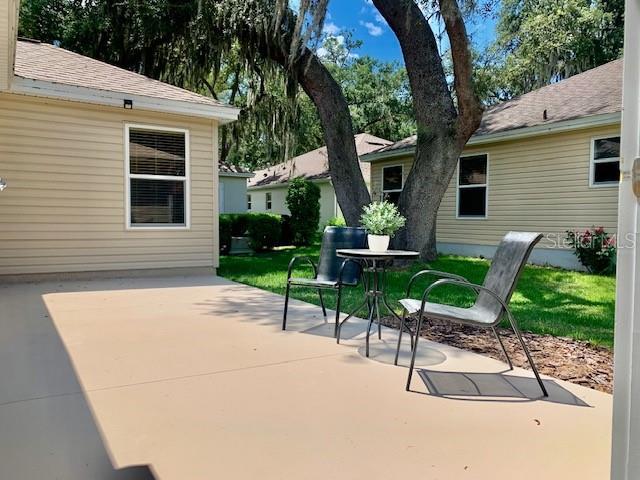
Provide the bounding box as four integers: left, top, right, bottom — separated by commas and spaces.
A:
0, 0, 18, 91
370, 124, 621, 268
219, 175, 249, 214
0, 92, 219, 275
248, 180, 338, 229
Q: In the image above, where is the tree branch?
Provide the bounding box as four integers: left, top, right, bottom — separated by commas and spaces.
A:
372, 0, 456, 136
438, 0, 484, 144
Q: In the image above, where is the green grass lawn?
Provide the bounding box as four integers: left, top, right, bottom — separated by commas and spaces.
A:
218, 243, 616, 348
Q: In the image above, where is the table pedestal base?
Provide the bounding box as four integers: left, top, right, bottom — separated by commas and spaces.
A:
336, 259, 414, 357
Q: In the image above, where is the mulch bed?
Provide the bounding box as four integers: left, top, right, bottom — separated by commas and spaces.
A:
381, 315, 613, 394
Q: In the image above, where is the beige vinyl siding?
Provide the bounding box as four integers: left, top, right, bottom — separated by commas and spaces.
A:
370, 125, 620, 249
0, 0, 18, 91
0, 93, 219, 275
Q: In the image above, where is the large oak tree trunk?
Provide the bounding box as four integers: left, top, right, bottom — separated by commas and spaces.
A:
237, 20, 371, 226
373, 0, 483, 260
294, 53, 371, 225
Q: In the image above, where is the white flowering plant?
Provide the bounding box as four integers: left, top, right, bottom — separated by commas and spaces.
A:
360, 201, 406, 236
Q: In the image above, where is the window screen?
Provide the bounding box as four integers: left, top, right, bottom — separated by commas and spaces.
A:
127, 127, 187, 227
382, 165, 403, 205
592, 137, 620, 185
458, 155, 487, 218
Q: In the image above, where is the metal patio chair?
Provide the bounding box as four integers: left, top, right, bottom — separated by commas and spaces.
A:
282, 226, 367, 337
397, 231, 548, 397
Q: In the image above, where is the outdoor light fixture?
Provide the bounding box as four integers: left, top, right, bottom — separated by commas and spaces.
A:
123, 99, 133, 109
0, 178, 6, 192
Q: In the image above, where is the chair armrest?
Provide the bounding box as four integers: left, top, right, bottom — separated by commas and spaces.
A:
287, 256, 318, 280
406, 269, 470, 297
337, 258, 362, 285
418, 278, 510, 321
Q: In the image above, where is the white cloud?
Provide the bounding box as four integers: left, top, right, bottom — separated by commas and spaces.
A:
360, 21, 383, 37
373, 11, 387, 26
323, 22, 340, 35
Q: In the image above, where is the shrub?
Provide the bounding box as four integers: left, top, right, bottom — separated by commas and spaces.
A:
360, 201, 406, 237
219, 215, 232, 254
246, 214, 282, 251
226, 213, 251, 236
285, 178, 321, 245
280, 214, 294, 246
566, 227, 616, 274
325, 216, 346, 228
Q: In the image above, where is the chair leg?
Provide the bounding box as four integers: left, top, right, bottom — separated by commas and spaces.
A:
492, 326, 513, 370
334, 286, 342, 338
282, 282, 291, 330
318, 289, 327, 319
506, 311, 548, 397
394, 308, 407, 366
406, 311, 426, 391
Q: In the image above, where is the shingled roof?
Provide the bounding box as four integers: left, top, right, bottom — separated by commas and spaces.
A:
366, 59, 623, 158
219, 161, 254, 177
248, 134, 391, 188
13, 39, 237, 117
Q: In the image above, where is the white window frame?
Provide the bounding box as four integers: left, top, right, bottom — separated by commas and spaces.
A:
124, 123, 191, 230
247, 194, 252, 210
589, 135, 621, 188
456, 153, 489, 220
381, 164, 404, 202
265, 192, 272, 210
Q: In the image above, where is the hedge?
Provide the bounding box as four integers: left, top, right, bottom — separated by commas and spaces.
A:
219, 213, 286, 253
219, 215, 232, 254
246, 214, 282, 251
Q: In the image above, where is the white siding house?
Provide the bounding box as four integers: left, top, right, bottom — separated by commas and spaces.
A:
248, 133, 391, 228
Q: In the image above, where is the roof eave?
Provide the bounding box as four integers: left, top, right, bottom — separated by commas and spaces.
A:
361, 112, 622, 162
219, 171, 255, 178
9, 76, 241, 123
248, 177, 332, 190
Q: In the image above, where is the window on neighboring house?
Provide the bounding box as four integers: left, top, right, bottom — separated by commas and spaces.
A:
266, 192, 272, 210
247, 194, 252, 210
457, 154, 488, 218
591, 136, 620, 186
126, 125, 189, 228
382, 165, 403, 205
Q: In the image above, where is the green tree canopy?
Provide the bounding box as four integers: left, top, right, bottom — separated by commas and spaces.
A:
478, 0, 624, 103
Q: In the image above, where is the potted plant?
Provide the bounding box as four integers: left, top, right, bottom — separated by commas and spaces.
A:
360, 201, 406, 252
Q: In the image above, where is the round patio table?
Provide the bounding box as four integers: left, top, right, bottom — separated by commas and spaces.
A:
336, 249, 419, 357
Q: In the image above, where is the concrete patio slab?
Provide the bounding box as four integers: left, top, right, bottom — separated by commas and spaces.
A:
0, 274, 612, 479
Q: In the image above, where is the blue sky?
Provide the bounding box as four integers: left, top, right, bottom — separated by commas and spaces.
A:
322, 0, 497, 64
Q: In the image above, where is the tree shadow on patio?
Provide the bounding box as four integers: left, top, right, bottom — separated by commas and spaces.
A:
414, 369, 590, 406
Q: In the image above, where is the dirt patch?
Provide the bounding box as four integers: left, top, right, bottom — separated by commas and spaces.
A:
381, 315, 613, 394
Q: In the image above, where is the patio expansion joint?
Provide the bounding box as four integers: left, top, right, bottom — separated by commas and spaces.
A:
83, 350, 348, 394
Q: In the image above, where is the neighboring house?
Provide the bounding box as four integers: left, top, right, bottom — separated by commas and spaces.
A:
0, 6, 239, 276
362, 60, 623, 269
248, 133, 391, 227
218, 161, 253, 214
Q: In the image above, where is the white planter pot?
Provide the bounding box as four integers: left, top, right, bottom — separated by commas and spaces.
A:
368, 234, 390, 252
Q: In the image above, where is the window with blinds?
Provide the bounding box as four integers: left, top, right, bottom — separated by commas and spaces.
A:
126, 126, 189, 228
